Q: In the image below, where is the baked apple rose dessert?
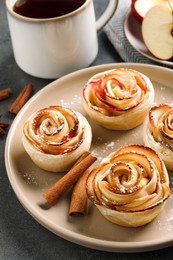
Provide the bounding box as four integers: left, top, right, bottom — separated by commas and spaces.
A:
23, 106, 92, 172
143, 103, 173, 171
87, 144, 170, 227
83, 68, 154, 130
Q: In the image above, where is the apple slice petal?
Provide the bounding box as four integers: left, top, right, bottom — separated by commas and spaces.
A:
142, 5, 173, 60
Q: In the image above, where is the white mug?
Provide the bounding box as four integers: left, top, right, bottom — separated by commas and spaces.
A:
6, 0, 117, 79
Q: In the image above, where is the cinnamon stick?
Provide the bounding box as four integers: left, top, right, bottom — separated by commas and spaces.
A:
0, 122, 9, 128
8, 83, 33, 115
0, 119, 9, 136
0, 88, 12, 101
44, 152, 97, 206
69, 168, 90, 216
0, 127, 6, 135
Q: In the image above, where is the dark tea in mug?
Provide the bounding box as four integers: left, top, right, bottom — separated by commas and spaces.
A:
13, 0, 86, 19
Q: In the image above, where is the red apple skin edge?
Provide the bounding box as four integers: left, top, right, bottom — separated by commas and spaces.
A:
131, 0, 143, 23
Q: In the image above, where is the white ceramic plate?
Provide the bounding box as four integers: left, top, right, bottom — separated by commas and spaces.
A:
124, 10, 173, 67
5, 63, 173, 252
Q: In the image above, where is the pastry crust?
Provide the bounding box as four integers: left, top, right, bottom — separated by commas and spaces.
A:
83, 68, 155, 130
86, 144, 170, 227
23, 106, 92, 172
143, 103, 173, 171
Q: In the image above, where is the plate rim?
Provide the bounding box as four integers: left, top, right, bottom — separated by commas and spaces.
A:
5, 62, 173, 253
124, 9, 173, 67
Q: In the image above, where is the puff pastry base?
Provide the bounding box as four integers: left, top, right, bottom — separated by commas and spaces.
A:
83, 68, 155, 130
23, 106, 92, 172
87, 144, 170, 227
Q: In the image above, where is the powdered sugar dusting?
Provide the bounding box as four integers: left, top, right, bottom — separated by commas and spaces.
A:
60, 95, 83, 112
19, 170, 60, 191
91, 136, 117, 162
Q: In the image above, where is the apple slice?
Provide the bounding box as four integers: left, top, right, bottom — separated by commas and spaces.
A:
131, 0, 158, 22
131, 0, 173, 23
142, 5, 173, 60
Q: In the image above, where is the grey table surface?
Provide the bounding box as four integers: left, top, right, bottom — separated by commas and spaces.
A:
1, 0, 173, 259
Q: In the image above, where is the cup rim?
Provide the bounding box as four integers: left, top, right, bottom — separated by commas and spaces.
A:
6, 0, 90, 23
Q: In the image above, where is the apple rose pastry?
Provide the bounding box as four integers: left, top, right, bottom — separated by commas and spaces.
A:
23, 106, 92, 172
143, 103, 173, 171
87, 144, 170, 227
83, 68, 154, 130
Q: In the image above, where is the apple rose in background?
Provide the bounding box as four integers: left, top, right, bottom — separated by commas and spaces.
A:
83, 68, 154, 130
143, 103, 173, 171
87, 144, 170, 227
23, 106, 92, 172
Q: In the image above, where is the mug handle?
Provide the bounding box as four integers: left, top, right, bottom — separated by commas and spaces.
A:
96, 0, 118, 31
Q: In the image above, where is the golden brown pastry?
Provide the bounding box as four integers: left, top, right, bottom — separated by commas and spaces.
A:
143, 103, 173, 171
83, 68, 155, 130
23, 106, 92, 172
87, 144, 170, 227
